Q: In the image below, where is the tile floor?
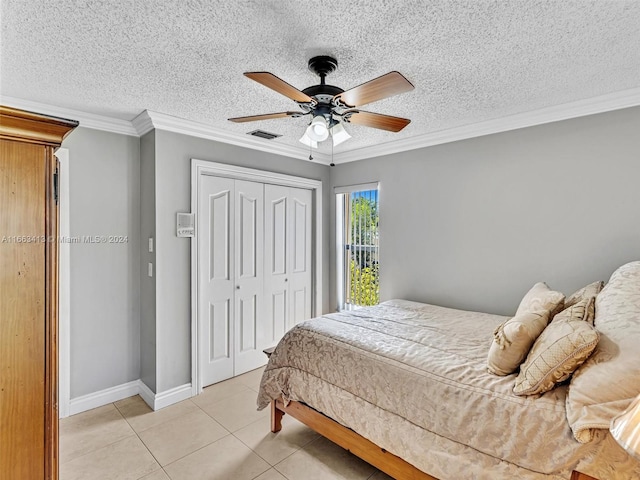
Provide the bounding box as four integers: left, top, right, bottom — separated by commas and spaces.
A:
60, 366, 393, 480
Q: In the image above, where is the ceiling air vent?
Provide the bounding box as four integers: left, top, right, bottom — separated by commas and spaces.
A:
247, 129, 281, 140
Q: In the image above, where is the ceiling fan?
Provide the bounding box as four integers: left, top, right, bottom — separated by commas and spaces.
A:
228, 55, 414, 148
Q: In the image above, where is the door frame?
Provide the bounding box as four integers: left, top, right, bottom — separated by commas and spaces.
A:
191, 159, 323, 395
334, 182, 379, 311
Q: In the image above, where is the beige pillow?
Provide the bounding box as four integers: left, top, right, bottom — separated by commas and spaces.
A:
487, 312, 551, 376
487, 282, 564, 376
513, 298, 599, 396
567, 261, 640, 443
564, 281, 604, 313
515, 282, 565, 317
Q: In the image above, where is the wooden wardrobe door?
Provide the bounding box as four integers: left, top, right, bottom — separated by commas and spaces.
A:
0, 139, 47, 479
0, 106, 76, 480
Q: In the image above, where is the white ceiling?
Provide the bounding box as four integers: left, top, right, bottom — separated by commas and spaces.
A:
2, 0, 640, 159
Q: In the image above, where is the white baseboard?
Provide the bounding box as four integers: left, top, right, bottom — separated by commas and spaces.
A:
66, 380, 193, 416
154, 383, 193, 410
68, 380, 140, 416
137, 380, 192, 410
137, 380, 156, 409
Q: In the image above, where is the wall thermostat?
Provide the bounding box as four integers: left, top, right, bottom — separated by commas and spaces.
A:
176, 213, 195, 237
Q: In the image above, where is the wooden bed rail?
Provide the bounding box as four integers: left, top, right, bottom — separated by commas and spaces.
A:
270, 398, 598, 480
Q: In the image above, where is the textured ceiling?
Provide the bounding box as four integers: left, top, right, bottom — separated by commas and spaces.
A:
2, 0, 640, 155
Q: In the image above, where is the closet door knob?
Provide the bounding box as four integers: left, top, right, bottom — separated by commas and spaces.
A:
284, 278, 288, 282
236, 285, 240, 289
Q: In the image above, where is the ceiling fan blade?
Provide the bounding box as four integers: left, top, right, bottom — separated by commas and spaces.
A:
344, 110, 411, 132
334, 72, 414, 108
228, 111, 300, 123
244, 72, 314, 104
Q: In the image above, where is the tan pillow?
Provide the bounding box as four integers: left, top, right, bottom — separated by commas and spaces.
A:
515, 282, 565, 317
513, 298, 599, 396
487, 312, 551, 376
487, 283, 564, 376
564, 281, 605, 313
566, 261, 640, 443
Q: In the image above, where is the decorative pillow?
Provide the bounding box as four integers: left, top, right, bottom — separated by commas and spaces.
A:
564, 281, 605, 314
566, 261, 640, 443
487, 311, 552, 376
513, 298, 599, 396
487, 283, 564, 376
515, 282, 565, 317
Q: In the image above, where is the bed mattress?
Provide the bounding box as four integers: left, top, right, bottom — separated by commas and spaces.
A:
258, 300, 638, 479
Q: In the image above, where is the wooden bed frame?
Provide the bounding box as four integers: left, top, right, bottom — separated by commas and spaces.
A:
270, 397, 598, 480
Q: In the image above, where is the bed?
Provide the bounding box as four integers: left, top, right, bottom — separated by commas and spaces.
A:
257, 262, 640, 480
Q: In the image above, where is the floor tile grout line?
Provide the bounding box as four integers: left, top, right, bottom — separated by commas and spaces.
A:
157, 432, 234, 470
121, 401, 167, 474
60, 404, 137, 466
121, 401, 221, 473
230, 429, 288, 468
249, 466, 287, 480
273, 463, 294, 480
195, 402, 269, 434
60, 430, 138, 467
117, 397, 220, 436
112, 397, 239, 469
133, 464, 164, 480
133, 425, 165, 470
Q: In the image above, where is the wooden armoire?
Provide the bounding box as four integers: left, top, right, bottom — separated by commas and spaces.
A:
0, 106, 77, 479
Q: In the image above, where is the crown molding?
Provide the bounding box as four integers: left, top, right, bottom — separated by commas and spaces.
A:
4, 86, 639, 165
133, 110, 333, 165
0, 96, 139, 136
335, 86, 640, 164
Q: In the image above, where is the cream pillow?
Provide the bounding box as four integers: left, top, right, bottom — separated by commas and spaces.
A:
566, 261, 640, 443
513, 298, 599, 396
487, 312, 551, 376
515, 282, 565, 317
487, 282, 564, 376
564, 281, 604, 313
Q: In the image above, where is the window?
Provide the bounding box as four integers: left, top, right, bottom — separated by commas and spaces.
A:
336, 183, 379, 311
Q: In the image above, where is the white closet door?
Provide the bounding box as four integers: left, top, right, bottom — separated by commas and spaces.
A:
233, 180, 265, 375
199, 175, 235, 386
288, 187, 313, 329
264, 184, 290, 348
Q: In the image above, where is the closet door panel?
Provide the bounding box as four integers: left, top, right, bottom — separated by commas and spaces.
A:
199, 175, 235, 386
208, 300, 231, 361
234, 180, 264, 375
288, 187, 313, 328
270, 290, 287, 342
292, 288, 308, 328
238, 295, 257, 351
264, 184, 290, 347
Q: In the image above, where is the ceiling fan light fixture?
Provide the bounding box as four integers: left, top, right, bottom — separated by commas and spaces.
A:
232, 56, 414, 149
307, 115, 329, 142
330, 122, 351, 146
299, 132, 318, 149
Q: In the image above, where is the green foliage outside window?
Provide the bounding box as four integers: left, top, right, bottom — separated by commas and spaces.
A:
347, 193, 379, 307
349, 259, 379, 306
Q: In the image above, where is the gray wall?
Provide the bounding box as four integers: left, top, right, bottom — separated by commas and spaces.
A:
150, 131, 331, 392
329, 106, 640, 316
61, 104, 640, 399
63, 127, 141, 398
139, 131, 156, 392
